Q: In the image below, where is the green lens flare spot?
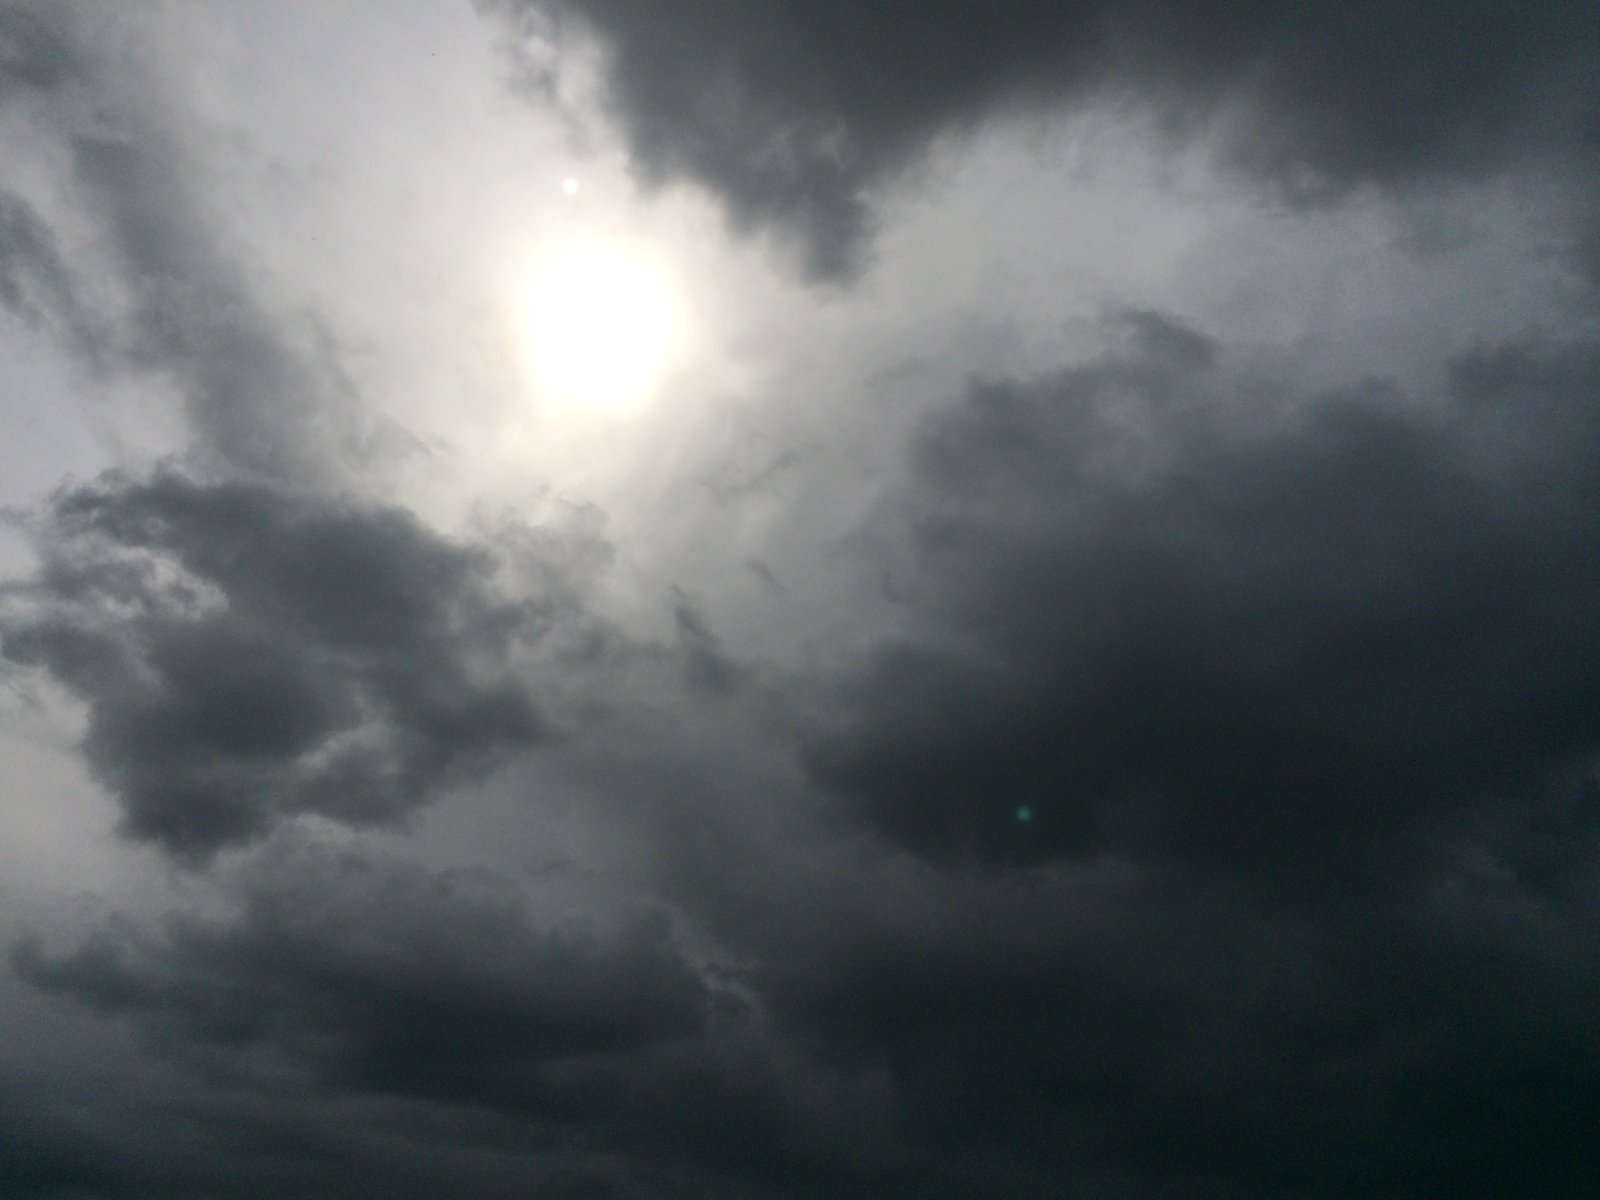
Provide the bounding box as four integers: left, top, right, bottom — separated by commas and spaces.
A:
1016, 806, 1033, 823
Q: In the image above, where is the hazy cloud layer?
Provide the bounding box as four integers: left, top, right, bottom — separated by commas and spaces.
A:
0, 0, 394, 478
0, 0, 72, 99
0, 192, 97, 350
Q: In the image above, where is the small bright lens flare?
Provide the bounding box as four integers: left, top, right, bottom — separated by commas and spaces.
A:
522, 240, 680, 409
561, 177, 579, 196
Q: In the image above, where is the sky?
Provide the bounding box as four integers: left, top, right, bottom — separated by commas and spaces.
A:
1, 2, 1599, 1197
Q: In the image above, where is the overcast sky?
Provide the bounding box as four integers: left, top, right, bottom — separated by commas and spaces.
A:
2, 3, 1599, 1197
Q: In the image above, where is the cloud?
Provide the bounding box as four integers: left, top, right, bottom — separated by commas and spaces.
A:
14, 797, 1600, 1197
492, 1, 1600, 277
0, 192, 99, 354
743, 848, 1600, 1197
1, 1, 405, 481
1, 471, 545, 858
6, 836, 747, 1199
67, 135, 379, 478
12, 840, 708, 1096
670, 590, 747, 698
805, 314, 1600, 882
3, 4, 1599, 1197
0, 0, 74, 100
8, 835, 954, 1200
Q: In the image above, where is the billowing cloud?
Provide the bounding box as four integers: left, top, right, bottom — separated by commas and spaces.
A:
495, 0, 1600, 276
807, 316, 1600, 880
2, 471, 544, 858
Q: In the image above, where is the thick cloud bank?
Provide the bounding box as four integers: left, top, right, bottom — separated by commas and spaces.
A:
13, 841, 707, 1097
809, 318, 1600, 878
2, 473, 543, 857
500, 0, 1600, 276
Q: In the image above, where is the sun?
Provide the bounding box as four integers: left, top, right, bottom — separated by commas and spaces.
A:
520, 236, 682, 409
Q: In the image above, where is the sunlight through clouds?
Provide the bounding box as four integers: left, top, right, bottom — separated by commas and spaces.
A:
519, 233, 684, 410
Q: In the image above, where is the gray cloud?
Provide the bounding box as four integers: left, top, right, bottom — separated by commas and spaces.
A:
0, 0, 73, 100
0, 191, 101, 359
493, 0, 1600, 277
4, 4, 1600, 1198
670, 590, 747, 699
807, 315, 1600, 883
67, 135, 376, 479
1, 0, 405, 481
14, 802, 1600, 1198
745, 849, 1600, 1198
1, 471, 544, 858
12, 841, 708, 1095
9, 331, 1600, 1195
7, 836, 950, 1200
5, 837, 747, 1200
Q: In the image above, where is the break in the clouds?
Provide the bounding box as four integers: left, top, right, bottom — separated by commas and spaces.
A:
3, 2, 1600, 1198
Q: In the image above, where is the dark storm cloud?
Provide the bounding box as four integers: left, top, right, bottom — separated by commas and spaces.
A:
746, 848, 1600, 1198
14, 812, 1600, 1197
0, 1098, 139, 1200
0, 471, 544, 858
7, 838, 944, 1200
806, 314, 1600, 880
11, 841, 707, 1095
492, 0, 1600, 276
5, 838, 740, 1200
10, 336, 1600, 1192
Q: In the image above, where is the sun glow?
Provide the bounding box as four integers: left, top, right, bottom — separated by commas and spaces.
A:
520, 237, 682, 409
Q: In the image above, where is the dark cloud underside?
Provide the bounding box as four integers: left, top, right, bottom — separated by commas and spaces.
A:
1, 472, 543, 857
808, 319, 1600, 881
499, 0, 1600, 276
13, 843, 707, 1092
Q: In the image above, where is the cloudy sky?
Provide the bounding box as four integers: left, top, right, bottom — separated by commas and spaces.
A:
2, 2, 1599, 1196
